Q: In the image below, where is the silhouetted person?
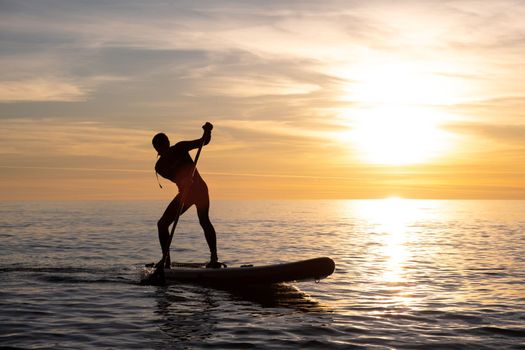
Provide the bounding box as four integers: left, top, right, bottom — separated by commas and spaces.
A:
152, 122, 220, 268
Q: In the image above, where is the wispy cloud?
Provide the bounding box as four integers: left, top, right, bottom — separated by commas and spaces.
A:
0, 79, 87, 102
0, 119, 152, 160
446, 122, 525, 145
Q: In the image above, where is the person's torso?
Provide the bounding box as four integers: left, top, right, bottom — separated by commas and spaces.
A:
155, 144, 203, 187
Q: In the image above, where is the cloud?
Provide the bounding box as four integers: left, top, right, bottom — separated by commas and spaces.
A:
446, 122, 525, 145
442, 95, 525, 126
445, 0, 525, 48
199, 76, 320, 97
220, 118, 339, 141
0, 79, 87, 102
0, 118, 152, 160
2, 0, 523, 109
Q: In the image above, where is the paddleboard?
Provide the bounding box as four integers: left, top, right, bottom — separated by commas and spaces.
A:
141, 257, 335, 285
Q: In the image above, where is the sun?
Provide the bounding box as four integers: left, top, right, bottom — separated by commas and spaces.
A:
349, 105, 452, 166
335, 60, 460, 166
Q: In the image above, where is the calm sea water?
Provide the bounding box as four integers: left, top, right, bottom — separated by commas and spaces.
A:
1, 199, 524, 349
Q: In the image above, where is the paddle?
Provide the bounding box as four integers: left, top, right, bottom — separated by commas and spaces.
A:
144, 124, 210, 285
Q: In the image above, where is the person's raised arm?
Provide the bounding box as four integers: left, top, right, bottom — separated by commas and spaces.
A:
177, 122, 213, 151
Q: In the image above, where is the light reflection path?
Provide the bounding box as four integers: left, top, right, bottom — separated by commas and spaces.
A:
345, 198, 447, 309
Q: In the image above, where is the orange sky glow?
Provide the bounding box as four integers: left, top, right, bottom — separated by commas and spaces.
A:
1, 1, 525, 200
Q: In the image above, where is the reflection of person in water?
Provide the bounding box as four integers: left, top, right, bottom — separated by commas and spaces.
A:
154, 287, 217, 345
153, 285, 323, 347
152, 122, 220, 269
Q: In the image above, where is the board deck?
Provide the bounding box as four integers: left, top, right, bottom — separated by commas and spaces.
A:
142, 257, 335, 285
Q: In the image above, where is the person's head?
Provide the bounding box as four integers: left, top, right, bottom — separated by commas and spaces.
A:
152, 133, 170, 155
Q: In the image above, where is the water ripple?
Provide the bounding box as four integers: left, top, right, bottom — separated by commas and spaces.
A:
1, 200, 525, 349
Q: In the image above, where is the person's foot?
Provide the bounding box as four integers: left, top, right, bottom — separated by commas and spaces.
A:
205, 260, 225, 268
153, 255, 171, 269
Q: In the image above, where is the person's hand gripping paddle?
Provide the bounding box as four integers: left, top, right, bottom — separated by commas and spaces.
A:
143, 122, 212, 286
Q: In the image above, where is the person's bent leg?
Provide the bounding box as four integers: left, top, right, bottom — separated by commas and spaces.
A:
156, 218, 171, 268
157, 217, 172, 268
157, 195, 183, 268
191, 180, 219, 267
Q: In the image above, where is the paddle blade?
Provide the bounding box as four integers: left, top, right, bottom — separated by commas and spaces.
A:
140, 265, 166, 286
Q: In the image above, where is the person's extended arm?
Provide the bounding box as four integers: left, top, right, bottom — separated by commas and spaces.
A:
177, 122, 213, 151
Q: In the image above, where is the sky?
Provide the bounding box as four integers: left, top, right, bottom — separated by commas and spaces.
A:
1, 0, 525, 200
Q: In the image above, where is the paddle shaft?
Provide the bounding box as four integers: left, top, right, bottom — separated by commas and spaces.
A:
161, 131, 207, 266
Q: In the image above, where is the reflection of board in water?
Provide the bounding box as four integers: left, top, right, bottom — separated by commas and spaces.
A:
141, 257, 335, 286
226, 283, 329, 311
152, 282, 329, 345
